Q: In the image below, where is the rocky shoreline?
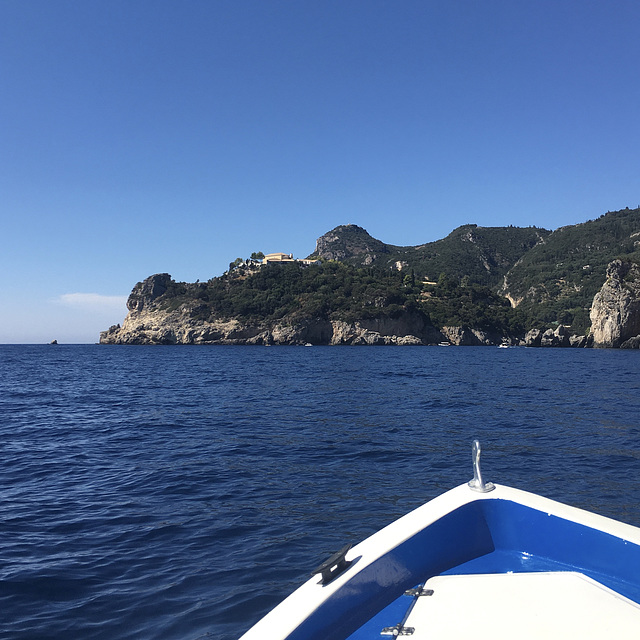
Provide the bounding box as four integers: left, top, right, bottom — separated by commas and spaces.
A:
100, 259, 640, 348
98, 316, 591, 347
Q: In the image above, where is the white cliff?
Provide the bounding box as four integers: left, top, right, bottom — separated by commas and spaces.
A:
590, 260, 640, 348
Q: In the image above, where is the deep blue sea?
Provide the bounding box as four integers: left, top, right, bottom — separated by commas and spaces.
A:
1, 344, 639, 639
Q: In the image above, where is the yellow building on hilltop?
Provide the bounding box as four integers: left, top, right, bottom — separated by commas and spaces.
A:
263, 253, 320, 266
263, 252, 294, 263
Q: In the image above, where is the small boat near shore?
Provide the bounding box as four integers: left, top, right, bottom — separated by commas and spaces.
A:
240, 441, 640, 639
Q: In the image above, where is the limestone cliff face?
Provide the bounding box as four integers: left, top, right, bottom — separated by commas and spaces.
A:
100, 274, 257, 345
100, 310, 438, 346
590, 260, 640, 348
440, 326, 511, 346
100, 312, 265, 345
329, 315, 442, 346
523, 325, 588, 348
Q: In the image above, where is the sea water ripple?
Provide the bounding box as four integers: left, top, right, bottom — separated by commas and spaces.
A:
0, 345, 638, 639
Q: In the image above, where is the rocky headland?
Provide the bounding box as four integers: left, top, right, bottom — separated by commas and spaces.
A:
101, 210, 640, 348
100, 273, 445, 346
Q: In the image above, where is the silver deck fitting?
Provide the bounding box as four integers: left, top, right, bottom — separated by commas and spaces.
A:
468, 439, 495, 493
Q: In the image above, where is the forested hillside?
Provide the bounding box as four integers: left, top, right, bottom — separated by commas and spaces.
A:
501, 207, 640, 332
309, 223, 550, 287
168, 261, 414, 325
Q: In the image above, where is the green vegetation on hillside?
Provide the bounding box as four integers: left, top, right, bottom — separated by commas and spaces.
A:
153, 260, 524, 336
419, 274, 523, 334
394, 225, 551, 287
209, 261, 413, 322
504, 207, 640, 332
313, 224, 550, 288
158, 261, 415, 324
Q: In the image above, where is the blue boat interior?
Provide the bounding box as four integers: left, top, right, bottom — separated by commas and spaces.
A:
286, 498, 640, 640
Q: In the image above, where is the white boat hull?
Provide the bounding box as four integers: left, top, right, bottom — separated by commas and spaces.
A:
240, 482, 640, 640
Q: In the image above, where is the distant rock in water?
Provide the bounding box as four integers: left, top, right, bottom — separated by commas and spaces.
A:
590, 260, 640, 348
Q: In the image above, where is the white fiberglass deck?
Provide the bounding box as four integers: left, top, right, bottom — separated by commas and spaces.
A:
402, 571, 640, 639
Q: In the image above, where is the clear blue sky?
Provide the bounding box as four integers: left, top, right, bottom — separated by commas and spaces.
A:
2, 0, 639, 343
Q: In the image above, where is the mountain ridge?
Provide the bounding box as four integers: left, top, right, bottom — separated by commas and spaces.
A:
308, 223, 551, 288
